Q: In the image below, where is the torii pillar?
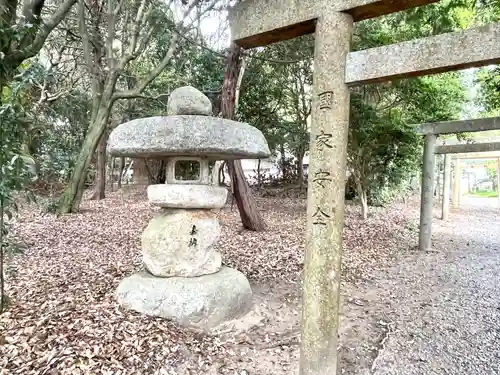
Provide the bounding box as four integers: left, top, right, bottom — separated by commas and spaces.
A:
452, 159, 462, 208
229, 1, 500, 374
441, 154, 451, 220
497, 157, 500, 207
419, 134, 436, 250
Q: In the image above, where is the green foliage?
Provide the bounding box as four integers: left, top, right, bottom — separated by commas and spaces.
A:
347, 0, 472, 212
475, 67, 500, 116
475, 0, 500, 23
348, 94, 422, 203
1, 227, 26, 256
0, 81, 37, 201
238, 35, 314, 184
469, 190, 498, 198
35, 93, 91, 184
352, 0, 475, 53
0, 78, 37, 312
348, 70, 466, 208
3, 61, 92, 186
485, 160, 498, 185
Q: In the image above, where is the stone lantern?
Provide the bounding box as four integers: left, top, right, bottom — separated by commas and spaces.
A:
107, 86, 270, 330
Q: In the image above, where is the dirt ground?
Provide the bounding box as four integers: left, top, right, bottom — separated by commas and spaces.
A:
1, 188, 497, 374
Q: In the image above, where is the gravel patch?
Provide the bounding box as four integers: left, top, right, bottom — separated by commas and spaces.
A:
367, 202, 500, 375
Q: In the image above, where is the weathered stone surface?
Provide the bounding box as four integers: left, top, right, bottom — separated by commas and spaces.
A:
441, 154, 451, 221
107, 115, 271, 159
115, 267, 253, 330
451, 151, 500, 160
300, 12, 352, 375
435, 142, 500, 155
167, 86, 212, 116
141, 209, 221, 277
415, 116, 500, 135
346, 23, 500, 85
419, 134, 436, 251
147, 184, 228, 209
229, 0, 437, 48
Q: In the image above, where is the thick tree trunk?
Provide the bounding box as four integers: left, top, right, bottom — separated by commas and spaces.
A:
221, 42, 265, 231
59, 105, 111, 213
90, 131, 108, 200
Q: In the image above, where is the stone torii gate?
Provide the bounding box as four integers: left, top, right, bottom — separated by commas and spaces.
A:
447, 152, 500, 210
417, 118, 500, 249
228, 2, 500, 374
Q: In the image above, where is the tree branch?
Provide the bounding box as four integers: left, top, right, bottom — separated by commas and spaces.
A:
78, 0, 94, 76
131, 27, 155, 59
126, 0, 149, 59
112, 0, 219, 101
25, 0, 77, 58
106, 0, 123, 70
1, 0, 18, 27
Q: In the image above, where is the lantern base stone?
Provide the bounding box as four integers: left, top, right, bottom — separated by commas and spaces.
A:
115, 267, 253, 330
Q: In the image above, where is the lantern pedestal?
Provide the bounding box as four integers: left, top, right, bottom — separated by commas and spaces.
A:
116, 267, 253, 330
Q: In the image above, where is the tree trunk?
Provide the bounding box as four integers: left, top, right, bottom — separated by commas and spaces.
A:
355, 179, 369, 220
90, 131, 108, 200
219, 162, 226, 185
280, 143, 287, 181
227, 160, 266, 231
257, 159, 262, 188
297, 152, 305, 189
59, 105, 111, 213
132, 158, 150, 185
360, 190, 368, 220
0, 197, 5, 313
221, 42, 265, 231
109, 157, 115, 192
117, 157, 125, 189
234, 57, 247, 116
148, 159, 166, 184
0, 89, 5, 313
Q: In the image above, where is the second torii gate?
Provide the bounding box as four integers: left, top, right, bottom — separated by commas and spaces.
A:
446, 153, 500, 212
417, 117, 500, 249
229, 1, 500, 374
